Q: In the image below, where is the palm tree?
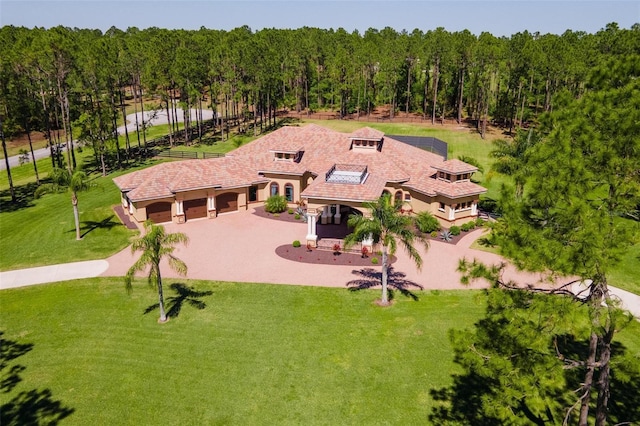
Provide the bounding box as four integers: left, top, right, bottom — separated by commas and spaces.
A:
344, 194, 428, 305
34, 167, 92, 240
125, 221, 189, 323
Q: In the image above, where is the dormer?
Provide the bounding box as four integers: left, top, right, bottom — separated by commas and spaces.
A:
349, 127, 384, 153
270, 147, 303, 163
433, 159, 478, 183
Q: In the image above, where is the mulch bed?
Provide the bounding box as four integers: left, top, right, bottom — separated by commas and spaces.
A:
252, 205, 306, 224
424, 230, 467, 245
113, 205, 139, 230
275, 244, 397, 267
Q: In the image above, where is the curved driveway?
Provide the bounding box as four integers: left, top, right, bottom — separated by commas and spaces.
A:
102, 207, 542, 291
2, 207, 639, 317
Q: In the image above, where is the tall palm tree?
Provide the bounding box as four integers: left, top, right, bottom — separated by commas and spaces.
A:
344, 194, 428, 305
125, 221, 189, 323
34, 167, 92, 240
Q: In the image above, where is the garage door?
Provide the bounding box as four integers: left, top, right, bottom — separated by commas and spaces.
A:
216, 192, 238, 214
146, 202, 172, 223
184, 198, 207, 221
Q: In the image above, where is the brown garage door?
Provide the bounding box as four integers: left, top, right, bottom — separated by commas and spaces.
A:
147, 202, 172, 223
184, 198, 207, 221
216, 192, 238, 214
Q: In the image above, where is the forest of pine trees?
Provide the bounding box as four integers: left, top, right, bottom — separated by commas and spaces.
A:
1, 23, 638, 154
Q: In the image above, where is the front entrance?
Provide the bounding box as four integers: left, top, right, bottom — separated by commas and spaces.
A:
184, 198, 207, 221
146, 202, 172, 223
216, 192, 238, 214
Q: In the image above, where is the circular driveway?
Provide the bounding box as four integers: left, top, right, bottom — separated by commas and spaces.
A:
102, 207, 544, 291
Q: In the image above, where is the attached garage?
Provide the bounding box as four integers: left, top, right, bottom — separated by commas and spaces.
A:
216, 192, 238, 214
146, 202, 172, 223
184, 198, 207, 221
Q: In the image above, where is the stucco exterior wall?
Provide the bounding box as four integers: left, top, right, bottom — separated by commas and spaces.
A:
263, 173, 304, 206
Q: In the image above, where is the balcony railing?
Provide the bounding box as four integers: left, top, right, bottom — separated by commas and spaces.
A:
325, 164, 368, 184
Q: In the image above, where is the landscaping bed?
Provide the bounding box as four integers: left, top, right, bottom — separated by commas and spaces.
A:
275, 244, 396, 266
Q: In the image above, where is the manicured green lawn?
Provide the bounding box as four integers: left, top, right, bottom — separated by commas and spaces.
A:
1, 279, 638, 425
0, 280, 483, 424
0, 164, 140, 271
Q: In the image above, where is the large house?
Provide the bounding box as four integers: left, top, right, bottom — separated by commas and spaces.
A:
113, 124, 486, 246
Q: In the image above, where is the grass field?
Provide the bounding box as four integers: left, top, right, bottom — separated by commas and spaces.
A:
1, 279, 639, 425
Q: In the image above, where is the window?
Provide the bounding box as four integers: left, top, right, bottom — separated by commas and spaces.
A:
446, 173, 451, 181
394, 191, 403, 204
270, 182, 279, 196
404, 193, 411, 202
455, 201, 472, 211
439, 202, 446, 212
284, 183, 294, 202
382, 189, 392, 198
249, 185, 258, 202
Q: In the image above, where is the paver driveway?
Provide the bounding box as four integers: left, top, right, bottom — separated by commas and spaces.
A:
102, 207, 543, 290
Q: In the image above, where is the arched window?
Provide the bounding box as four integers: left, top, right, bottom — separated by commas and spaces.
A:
382, 190, 392, 198
270, 182, 279, 196
284, 183, 294, 202
395, 191, 403, 204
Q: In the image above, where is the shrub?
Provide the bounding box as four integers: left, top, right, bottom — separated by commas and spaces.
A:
288, 208, 294, 214
332, 243, 341, 254
430, 231, 438, 238
449, 226, 461, 236
371, 257, 379, 264
415, 211, 441, 234
292, 240, 301, 248
265, 195, 288, 213
461, 222, 476, 232
475, 217, 486, 227
440, 230, 453, 242
361, 246, 369, 258
294, 213, 301, 220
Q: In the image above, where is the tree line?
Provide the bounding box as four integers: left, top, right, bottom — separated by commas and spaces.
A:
0, 23, 638, 194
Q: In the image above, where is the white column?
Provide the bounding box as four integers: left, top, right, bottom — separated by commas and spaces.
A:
306, 213, 318, 246
334, 204, 341, 224
208, 195, 216, 211
363, 233, 374, 251
121, 194, 128, 208
176, 199, 184, 215
448, 204, 455, 221
471, 200, 477, 216
128, 201, 134, 214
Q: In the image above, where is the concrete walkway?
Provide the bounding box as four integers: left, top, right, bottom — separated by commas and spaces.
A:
1, 208, 638, 319
0, 260, 109, 290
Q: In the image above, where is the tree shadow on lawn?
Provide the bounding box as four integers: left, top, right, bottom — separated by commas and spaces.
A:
144, 283, 214, 318
346, 266, 424, 301
0, 331, 75, 425
0, 182, 38, 213
77, 215, 120, 238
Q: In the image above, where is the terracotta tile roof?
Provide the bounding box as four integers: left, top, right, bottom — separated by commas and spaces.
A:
349, 127, 384, 140
302, 173, 387, 202
113, 124, 486, 203
406, 178, 486, 198
434, 159, 478, 174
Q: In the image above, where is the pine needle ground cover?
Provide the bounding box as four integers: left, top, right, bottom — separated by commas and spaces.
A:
1, 279, 487, 424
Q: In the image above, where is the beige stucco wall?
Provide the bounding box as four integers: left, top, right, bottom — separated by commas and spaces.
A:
263, 173, 304, 206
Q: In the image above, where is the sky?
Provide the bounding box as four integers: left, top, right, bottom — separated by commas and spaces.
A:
1, 0, 638, 36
